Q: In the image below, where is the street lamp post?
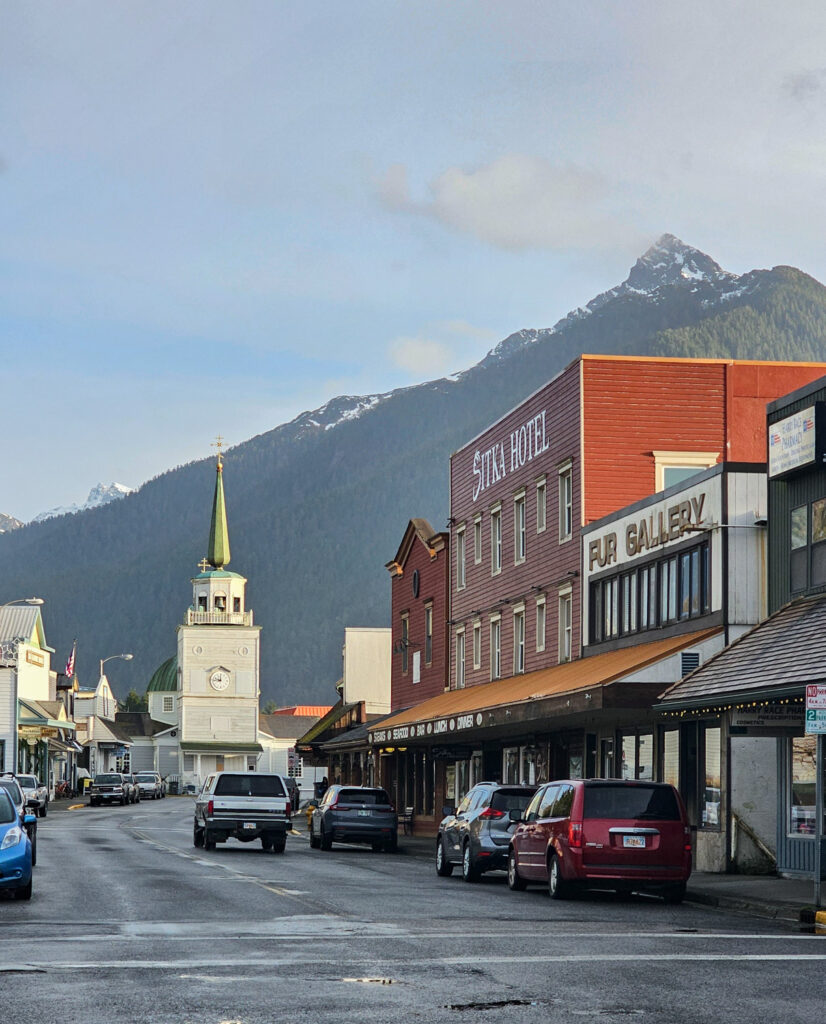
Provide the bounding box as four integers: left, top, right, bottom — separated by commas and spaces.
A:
99, 653, 134, 680
0, 598, 45, 773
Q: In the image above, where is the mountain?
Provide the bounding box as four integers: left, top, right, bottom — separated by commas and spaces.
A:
3, 235, 826, 703
32, 483, 134, 523
0, 513, 23, 534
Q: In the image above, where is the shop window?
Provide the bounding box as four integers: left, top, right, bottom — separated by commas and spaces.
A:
701, 725, 722, 829
490, 617, 501, 680
115, 752, 131, 774
503, 747, 520, 785
513, 608, 525, 674
514, 492, 526, 564
621, 732, 653, 781
812, 499, 826, 588
424, 604, 433, 665
791, 505, 808, 593
662, 729, 680, 789
490, 506, 502, 575
536, 476, 547, 533
558, 461, 573, 542
455, 760, 470, 803
472, 620, 481, 670
789, 734, 816, 836
558, 589, 572, 663
473, 515, 483, 564
470, 751, 484, 789
603, 577, 619, 639
536, 597, 546, 653
401, 614, 409, 675
456, 526, 466, 590
520, 746, 539, 786
621, 571, 637, 634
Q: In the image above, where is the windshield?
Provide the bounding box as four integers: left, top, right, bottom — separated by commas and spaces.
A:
0, 779, 22, 803
94, 774, 123, 785
136, 774, 157, 781
214, 775, 286, 798
584, 783, 680, 821
17, 775, 37, 788
338, 789, 391, 806
491, 789, 535, 813
0, 791, 15, 824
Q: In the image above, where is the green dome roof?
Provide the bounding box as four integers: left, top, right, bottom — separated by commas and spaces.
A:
146, 655, 178, 693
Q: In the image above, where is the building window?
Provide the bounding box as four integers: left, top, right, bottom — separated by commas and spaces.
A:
424, 604, 433, 665
197, 594, 208, 611
662, 729, 680, 789
214, 593, 227, 611
621, 571, 638, 634
491, 506, 502, 575
653, 451, 718, 492
472, 620, 482, 670
401, 614, 409, 675
791, 504, 808, 593
536, 476, 547, 533
288, 755, 304, 779
473, 515, 482, 564
456, 526, 466, 590
558, 461, 573, 543
558, 589, 572, 663
490, 617, 501, 680
115, 752, 131, 774
790, 734, 816, 836
621, 732, 654, 781
514, 492, 526, 564
183, 754, 195, 772
536, 597, 546, 652
233, 597, 241, 613
603, 576, 619, 639
513, 607, 525, 674
701, 725, 722, 829
163, 696, 174, 713
813, 498, 826, 588
456, 629, 466, 689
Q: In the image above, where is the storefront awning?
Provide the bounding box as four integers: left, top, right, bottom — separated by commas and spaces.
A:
179, 741, 263, 754
369, 627, 721, 744
659, 595, 826, 711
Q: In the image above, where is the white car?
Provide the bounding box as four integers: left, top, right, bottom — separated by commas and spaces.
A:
16, 775, 49, 818
135, 772, 164, 800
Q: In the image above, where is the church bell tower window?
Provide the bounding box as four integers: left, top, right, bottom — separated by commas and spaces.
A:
214, 594, 227, 612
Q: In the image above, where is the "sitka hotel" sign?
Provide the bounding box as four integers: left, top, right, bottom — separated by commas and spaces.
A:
472, 409, 551, 501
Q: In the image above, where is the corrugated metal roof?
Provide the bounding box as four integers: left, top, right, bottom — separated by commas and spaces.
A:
0, 605, 40, 643
659, 596, 826, 706
377, 628, 720, 730
295, 700, 358, 746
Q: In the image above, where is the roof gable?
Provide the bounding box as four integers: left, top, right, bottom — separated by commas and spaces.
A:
386, 518, 447, 575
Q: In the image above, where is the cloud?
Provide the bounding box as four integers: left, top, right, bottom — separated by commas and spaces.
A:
388, 335, 455, 376
376, 154, 631, 252
437, 319, 498, 341
782, 69, 826, 101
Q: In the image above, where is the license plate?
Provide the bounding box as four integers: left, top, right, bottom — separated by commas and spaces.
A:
623, 835, 645, 848
358, 809, 371, 817
243, 822, 257, 830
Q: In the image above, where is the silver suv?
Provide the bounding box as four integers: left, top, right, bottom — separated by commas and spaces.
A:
17, 774, 49, 818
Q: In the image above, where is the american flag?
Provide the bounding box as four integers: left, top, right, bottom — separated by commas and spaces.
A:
770, 433, 781, 446
64, 639, 77, 679
804, 417, 815, 431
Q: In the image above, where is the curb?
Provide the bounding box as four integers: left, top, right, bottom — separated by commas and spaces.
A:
684, 888, 804, 922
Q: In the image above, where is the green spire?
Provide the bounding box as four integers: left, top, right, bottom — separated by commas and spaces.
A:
207, 452, 231, 569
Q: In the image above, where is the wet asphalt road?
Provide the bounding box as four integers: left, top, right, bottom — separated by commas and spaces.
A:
2, 798, 825, 1024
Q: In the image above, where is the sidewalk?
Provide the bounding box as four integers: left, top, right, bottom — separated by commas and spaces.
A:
393, 832, 819, 925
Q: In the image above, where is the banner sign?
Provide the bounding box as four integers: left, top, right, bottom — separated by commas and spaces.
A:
769, 404, 826, 479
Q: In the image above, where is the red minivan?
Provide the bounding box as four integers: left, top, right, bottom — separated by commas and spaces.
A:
507, 779, 692, 903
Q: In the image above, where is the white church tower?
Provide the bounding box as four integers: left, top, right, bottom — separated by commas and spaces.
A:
177, 442, 262, 787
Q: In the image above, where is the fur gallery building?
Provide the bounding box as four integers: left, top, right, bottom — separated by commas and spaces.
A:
369, 355, 826, 864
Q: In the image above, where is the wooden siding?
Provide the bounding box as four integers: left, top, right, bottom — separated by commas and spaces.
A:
389, 532, 449, 711
449, 362, 582, 688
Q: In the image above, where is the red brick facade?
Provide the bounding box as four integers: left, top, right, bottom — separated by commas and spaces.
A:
386, 520, 449, 712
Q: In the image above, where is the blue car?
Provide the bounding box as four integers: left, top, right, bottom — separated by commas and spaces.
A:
0, 789, 34, 900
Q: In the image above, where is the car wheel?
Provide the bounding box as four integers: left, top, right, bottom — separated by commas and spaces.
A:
30, 834, 37, 868
548, 854, 569, 900
120, 796, 126, 806
664, 882, 686, 905
272, 838, 286, 854
436, 836, 454, 877
385, 832, 398, 854
40, 804, 47, 818
371, 840, 383, 852
204, 829, 216, 851
462, 841, 480, 882
261, 836, 273, 852
320, 825, 332, 851
14, 878, 32, 901
193, 823, 204, 848
309, 822, 320, 849
507, 849, 526, 891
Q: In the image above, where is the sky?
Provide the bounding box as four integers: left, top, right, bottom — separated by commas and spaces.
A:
3, 1, 826, 521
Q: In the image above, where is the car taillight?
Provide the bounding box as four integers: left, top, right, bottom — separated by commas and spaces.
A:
207, 799, 214, 816
286, 801, 291, 816
479, 808, 505, 819
684, 826, 692, 852
568, 821, 583, 848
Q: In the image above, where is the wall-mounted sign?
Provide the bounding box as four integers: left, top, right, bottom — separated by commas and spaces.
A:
472, 409, 550, 501
806, 684, 826, 734
769, 404, 826, 479
588, 493, 709, 572
25, 649, 45, 668
730, 706, 803, 728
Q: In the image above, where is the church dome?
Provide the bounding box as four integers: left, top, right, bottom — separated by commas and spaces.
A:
146, 655, 178, 693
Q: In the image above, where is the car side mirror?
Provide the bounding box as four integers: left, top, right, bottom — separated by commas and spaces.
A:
26, 799, 39, 810
441, 804, 454, 817
24, 814, 37, 825
508, 808, 523, 823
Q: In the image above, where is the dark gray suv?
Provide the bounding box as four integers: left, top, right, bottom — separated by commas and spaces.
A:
436, 782, 536, 882
310, 785, 397, 852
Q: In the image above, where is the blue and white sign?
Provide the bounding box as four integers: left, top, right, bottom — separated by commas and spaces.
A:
769, 405, 824, 478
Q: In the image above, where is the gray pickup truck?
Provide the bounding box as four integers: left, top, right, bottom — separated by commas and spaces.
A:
193, 772, 291, 853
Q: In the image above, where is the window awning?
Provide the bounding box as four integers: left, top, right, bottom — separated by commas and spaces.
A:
369, 627, 721, 743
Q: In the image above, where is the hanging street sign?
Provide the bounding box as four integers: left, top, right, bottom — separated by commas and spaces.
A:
806, 686, 826, 733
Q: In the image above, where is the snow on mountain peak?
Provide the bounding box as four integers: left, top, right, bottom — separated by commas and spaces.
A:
626, 234, 732, 292
32, 482, 134, 523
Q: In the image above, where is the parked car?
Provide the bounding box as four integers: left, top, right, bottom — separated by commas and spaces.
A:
16, 775, 49, 818
436, 782, 536, 881
135, 772, 163, 800
0, 789, 34, 900
194, 772, 291, 853
310, 785, 397, 852
278, 774, 300, 812
0, 775, 37, 865
507, 779, 692, 903
127, 774, 142, 803
89, 772, 130, 806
